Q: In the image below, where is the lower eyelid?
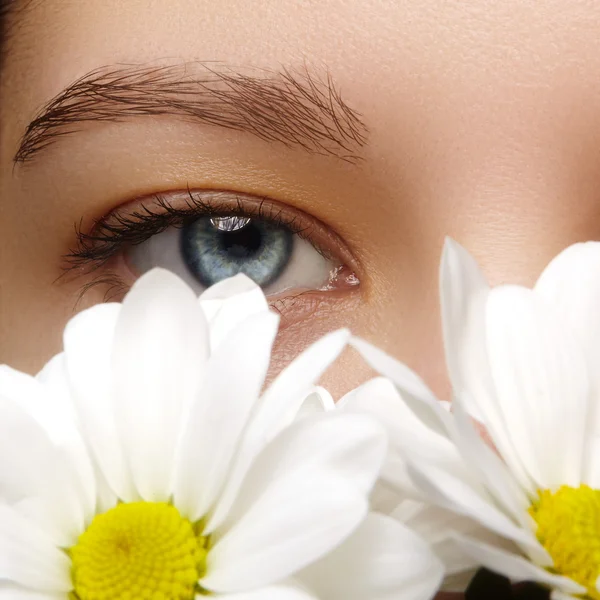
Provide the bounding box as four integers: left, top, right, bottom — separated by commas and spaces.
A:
269, 286, 363, 333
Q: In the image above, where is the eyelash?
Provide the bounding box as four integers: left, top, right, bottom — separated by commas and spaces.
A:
64, 189, 323, 271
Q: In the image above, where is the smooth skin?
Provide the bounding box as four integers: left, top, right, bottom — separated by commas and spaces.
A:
2, 0, 600, 427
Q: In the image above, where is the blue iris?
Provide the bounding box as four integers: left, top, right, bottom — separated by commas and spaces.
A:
181, 216, 294, 288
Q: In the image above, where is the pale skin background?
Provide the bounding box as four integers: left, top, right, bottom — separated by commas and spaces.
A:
2, 1, 599, 597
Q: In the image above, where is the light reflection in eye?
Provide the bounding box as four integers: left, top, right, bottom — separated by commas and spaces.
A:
210, 216, 251, 231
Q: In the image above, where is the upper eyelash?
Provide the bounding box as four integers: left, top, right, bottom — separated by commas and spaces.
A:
61, 188, 317, 275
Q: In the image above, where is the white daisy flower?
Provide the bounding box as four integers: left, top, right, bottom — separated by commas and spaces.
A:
287, 387, 446, 600
0, 269, 446, 600
336, 376, 501, 594
0, 269, 416, 600
350, 238, 600, 599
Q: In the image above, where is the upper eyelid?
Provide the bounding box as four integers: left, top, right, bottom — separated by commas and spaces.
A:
62, 188, 360, 276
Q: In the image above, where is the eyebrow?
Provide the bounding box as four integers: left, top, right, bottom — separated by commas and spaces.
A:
13, 63, 368, 164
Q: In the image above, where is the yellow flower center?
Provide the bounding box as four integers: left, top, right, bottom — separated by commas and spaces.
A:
69, 502, 209, 600
529, 485, 600, 599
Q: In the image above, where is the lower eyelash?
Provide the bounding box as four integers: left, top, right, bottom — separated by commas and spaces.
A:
72, 271, 129, 308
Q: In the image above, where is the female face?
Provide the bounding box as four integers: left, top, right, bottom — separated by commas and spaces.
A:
2, 0, 600, 402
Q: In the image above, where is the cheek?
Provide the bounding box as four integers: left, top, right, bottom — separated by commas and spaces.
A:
0, 294, 63, 374
0, 271, 113, 373
264, 285, 449, 402
265, 292, 373, 398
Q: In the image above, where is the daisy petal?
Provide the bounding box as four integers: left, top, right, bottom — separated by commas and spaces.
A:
587, 436, 600, 488
0, 374, 59, 503
1, 356, 96, 524
210, 585, 317, 600
0, 363, 83, 451
31, 355, 82, 446
485, 286, 588, 489
62, 302, 136, 501
406, 460, 541, 553
203, 472, 367, 593
439, 237, 491, 423
454, 535, 586, 595
292, 386, 335, 421
340, 378, 466, 496
234, 412, 386, 515
199, 274, 269, 349
298, 512, 444, 600
206, 412, 385, 533
255, 328, 351, 439
0, 365, 42, 409
0, 504, 71, 592
112, 269, 210, 501
396, 501, 498, 588
339, 377, 451, 456
349, 337, 440, 409
534, 241, 600, 371
0, 395, 86, 547
534, 242, 600, 485
440, 242, 555, 493
173, 311, 279, 522
0, 583, 66, 599
35, 354, 96, 524
206, 329, 351, 531
451, 399, 530, 525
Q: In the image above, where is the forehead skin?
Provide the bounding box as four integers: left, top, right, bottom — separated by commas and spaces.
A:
2, 0, 600, 404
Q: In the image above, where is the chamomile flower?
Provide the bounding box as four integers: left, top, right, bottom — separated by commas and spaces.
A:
337, 377, 501, 593
0, 269, 404, 600
287, 388, 446, 600
351, 239, 600, 599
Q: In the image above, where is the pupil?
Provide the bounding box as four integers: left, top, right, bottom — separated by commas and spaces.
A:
219, 223, 263, 258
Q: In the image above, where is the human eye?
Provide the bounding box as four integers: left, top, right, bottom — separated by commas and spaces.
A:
62, 189, 360, 320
